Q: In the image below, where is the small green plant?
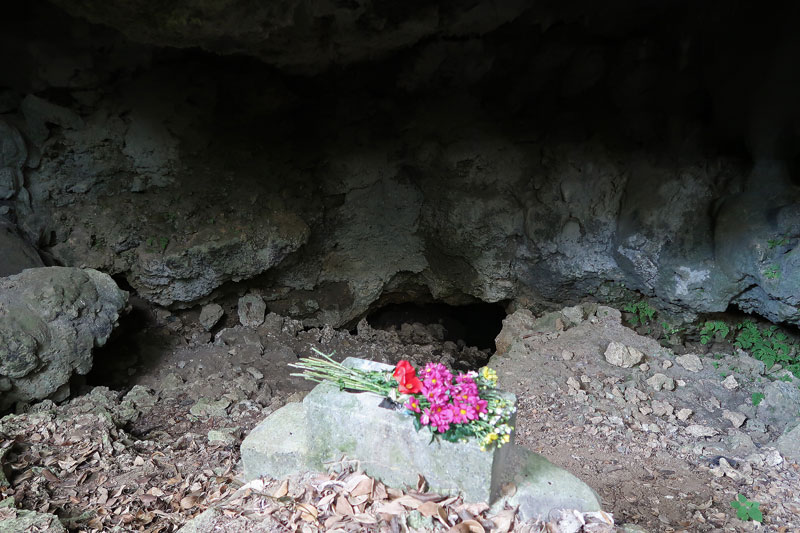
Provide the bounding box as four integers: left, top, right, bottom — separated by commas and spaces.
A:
660, 321, 685, 340
734, 320, 795, 374
763, 265, 780, 280
623, 301, 656, 326
767, 237, 788, 249
700, 320, 730, 345
145, 236, 169, 253
751, 392, 765, 406
730, 494, 763, 522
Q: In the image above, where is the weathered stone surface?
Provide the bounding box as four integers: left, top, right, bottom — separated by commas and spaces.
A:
494, 309, 535, 356
675, 353, 703, 373
0, 267, 127, 410
199, 303, 224, 331
646, 373, 675, 392
241, 358, 601, 517
776, 422, 800, 462
189, 397, 231, 417
208, 428, 238, 445
0, 498, 67, 533
491, 444, 601, 522
604, 342, 644, 368
238, 294, 266, 328
684, 424, 718, 438
241, 402, 309, 480
756, 381, 800, 427
0, 220, 44, 277
7, 2, 800, 332
722, 409, 747, 428
50, 0, 528, 73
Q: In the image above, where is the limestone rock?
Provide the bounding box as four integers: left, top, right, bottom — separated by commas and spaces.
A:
604, 342, 644, 368
238, 294, 266, 328
776, 423, 800, 462
242, 358, 601, 518
0, 498, 66, 533
189, 397, 231, 417
684, 424, 718, 438
676, 408, 693, 421
646, 373, 675, 392
0, 267, 127, 411
756, 381, 800, 428
0, 220, 44, 278
721, 375, 739, 390
675, 353, 703, 372
495, 309, 535, 356
722, 410, 747, 428
208, 428, 239, 445
651, 400, 674, 417
199, 303, 224, 331
50, 0, 528, 73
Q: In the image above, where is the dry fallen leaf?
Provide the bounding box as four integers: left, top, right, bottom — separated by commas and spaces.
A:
335, 494, 354, 516
417, 501, 441, 517
180, 492, 201, 510
394, 495, 424, 509
490, 508, 515, 533
273, 479, 289, 498
448, 519, 485, 533
353, 513, 378, 524
373, 501, 406, 515
296, 502, 318, 522
350, 477, 374, 498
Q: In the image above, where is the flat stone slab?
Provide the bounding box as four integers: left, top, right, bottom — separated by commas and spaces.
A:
241, 358, 601, 519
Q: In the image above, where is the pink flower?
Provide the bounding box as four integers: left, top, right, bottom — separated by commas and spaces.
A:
405, 397, 422, 413
450, 401, 477, 424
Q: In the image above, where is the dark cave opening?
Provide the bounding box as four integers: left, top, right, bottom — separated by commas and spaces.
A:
84, 294, 164, 390
365, 301, 508, 352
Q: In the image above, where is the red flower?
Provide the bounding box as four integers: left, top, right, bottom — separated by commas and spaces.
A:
393, 360, 423, 394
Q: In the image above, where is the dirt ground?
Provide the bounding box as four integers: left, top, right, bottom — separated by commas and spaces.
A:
1, 300, 798, 532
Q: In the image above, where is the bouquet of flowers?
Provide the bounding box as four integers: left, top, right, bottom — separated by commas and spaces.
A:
290, 348, 515, 452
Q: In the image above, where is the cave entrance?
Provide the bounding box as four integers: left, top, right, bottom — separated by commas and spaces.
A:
365, 301, 508, 352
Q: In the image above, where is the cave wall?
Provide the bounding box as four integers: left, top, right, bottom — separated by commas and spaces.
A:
1, 1, 800, 327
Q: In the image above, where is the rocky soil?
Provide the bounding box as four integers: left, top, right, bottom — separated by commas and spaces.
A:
1, 299, 799, 532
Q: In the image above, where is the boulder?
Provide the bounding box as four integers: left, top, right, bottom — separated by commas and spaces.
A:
604, 342, 644, 368
776, 422, 800, 462
0, 267, 127, 411
494, 309, 535, 356
241, 358, 601, 519
675, 353, 703, 372
238, 294, 267, 328
199, 303, 224, 331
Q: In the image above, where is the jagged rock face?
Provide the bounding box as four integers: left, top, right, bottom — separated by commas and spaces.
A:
0, 267, 128, 410
1, 1, 800, 327
50, 0, 529, 72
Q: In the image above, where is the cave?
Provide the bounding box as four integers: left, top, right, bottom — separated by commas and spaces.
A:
2, 0, 800, 531
366, 301, 507, 351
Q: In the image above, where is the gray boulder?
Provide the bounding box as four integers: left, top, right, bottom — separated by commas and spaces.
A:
199, 303, 224, 331
238, 293, 266, 328
0, 267, 127, 410
776, 422, 800, 462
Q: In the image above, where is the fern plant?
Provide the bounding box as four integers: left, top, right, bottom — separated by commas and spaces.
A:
699, 320, 730, 345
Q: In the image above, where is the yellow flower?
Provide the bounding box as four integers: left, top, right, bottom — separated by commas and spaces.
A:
488, 433, 498, 442
501, 434, 510, 443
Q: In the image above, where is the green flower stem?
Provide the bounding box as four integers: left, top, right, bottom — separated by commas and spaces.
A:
289, 348, 393, 395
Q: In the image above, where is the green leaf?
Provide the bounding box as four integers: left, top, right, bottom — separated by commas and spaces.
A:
738, 494, 747, 503
749, 506, 763, 522
752, 392, 765, 406
736, 506, 749, 520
